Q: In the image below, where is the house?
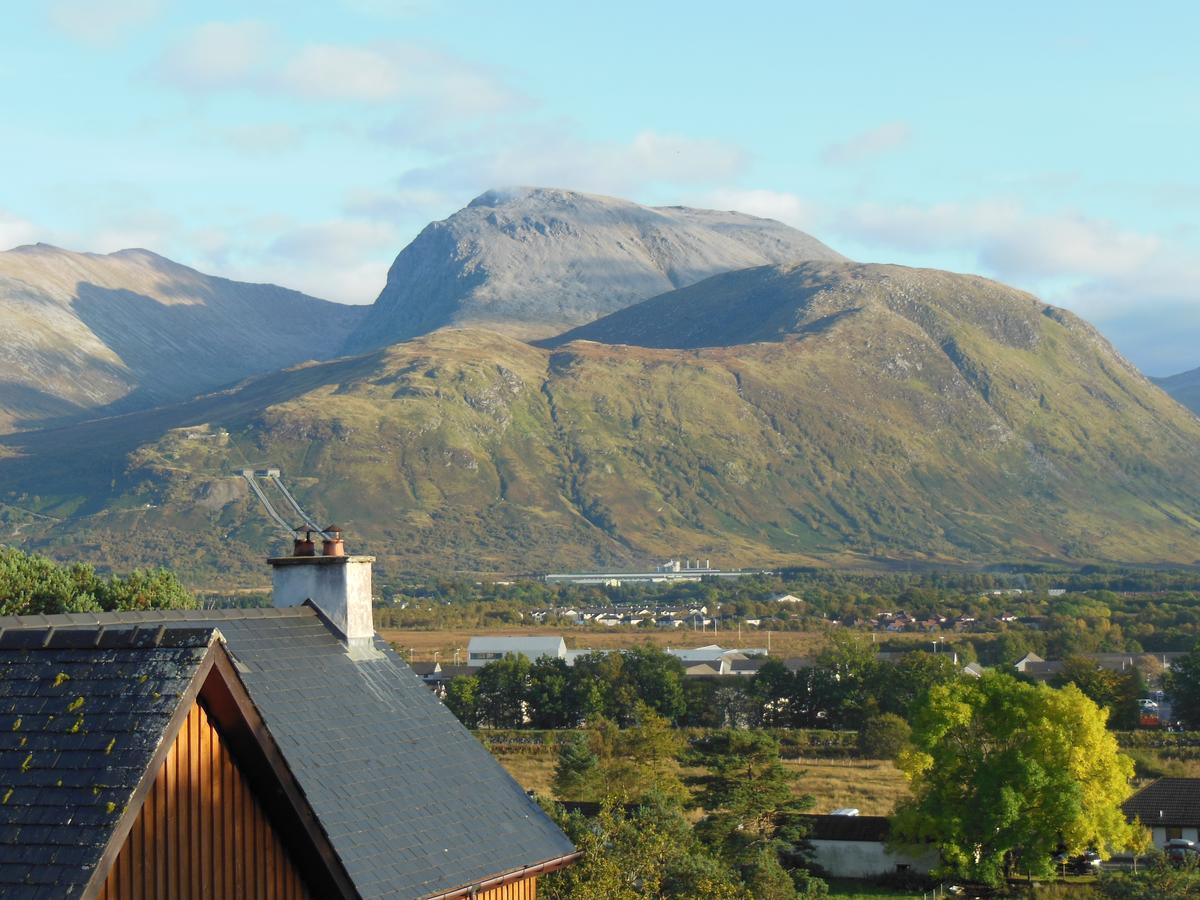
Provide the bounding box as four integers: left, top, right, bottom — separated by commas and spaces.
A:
804, 814, 937, 878
769, 594, 803, 604
0, 537, 575, 898
1123, 777, 1200, 849
466, 635, 567, 666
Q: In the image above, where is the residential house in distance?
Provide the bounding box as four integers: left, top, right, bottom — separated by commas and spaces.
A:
467, 635, 567, 667
769, 593, 803, 604
0, 535, 575, 898
1123, 778, 1200, 850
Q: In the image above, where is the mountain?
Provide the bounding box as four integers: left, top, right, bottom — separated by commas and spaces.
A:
342, 187, 844, 352
4, 262, 1199, 584
1153, 367, 1200, 415
0, 244, 366, 433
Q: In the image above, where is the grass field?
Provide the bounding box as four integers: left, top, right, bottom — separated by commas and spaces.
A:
487, 738, 909, 817
377, 624, 970, 665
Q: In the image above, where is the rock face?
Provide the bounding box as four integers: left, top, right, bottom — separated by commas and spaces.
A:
6, 264, 1200, 582
342, 187, 844, 352
0, 244, 366, 432
1154, 367, 1200, 415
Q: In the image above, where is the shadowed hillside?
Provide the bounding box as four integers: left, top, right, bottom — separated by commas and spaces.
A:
0, 244, 365, 433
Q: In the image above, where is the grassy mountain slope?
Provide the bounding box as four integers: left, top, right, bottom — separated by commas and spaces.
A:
0, 244, 365, 433
3, 262, 1199, 584
1153, 366, 1200, 415
343, 187, 844, 352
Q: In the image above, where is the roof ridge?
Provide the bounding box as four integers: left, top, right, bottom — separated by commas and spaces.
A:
0, 623, 220, 650
0, 606, 316, 630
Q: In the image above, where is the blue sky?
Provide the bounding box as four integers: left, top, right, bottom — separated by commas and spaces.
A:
2, 0, 1198, 373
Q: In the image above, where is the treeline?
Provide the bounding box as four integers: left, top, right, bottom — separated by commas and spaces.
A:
0, 546, 194, 616
445, 636, 1154, 736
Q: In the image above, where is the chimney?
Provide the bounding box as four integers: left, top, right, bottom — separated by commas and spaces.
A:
269, 528, 378, 659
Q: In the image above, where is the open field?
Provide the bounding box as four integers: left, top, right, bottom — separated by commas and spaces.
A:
486, 736, 909, 817
377, 624, 973, 665
787, 758, 910, 816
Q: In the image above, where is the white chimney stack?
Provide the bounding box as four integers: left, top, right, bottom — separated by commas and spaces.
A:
269, 527, 378, 659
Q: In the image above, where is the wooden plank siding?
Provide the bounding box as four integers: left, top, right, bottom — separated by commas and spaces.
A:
98, 700, 313, 900
476, 876, 537, 900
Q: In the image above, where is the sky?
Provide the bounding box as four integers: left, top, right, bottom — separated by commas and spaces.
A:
1, 0, 1198, 374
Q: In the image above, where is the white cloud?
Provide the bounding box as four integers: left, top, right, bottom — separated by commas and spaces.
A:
822, 121, 912, 165
48, 0, 163, 45
840, 200, 1160, 280
702, 189, 816, 228
388, 128, 748, 202
155, 21, 274, 90
222, 122, 304, 155
0, 211, 42, 250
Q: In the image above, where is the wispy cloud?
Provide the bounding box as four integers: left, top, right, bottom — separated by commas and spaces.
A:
48, 0, 164, 46
822, 121, 912, 165
155, 21, 274, 90
700, 189, 817, 228
834, 197, 1200, 373
153, 24, 523, 121
839, 200, 1159, 280
0, 211, 42, 251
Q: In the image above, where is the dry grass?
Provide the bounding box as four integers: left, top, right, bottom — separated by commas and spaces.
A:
494, 753, 557, 796
788, 758, 910, 816
377, 625, 971, 665
486, 742, 910, 819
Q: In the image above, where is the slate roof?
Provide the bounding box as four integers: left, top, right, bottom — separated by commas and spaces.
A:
0, 608, 575, 899
803, 814, 891, 842
1123, 777, 1200, 827
0, 625, 217, 897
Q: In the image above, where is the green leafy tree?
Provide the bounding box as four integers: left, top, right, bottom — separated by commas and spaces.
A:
0, 546, 194, 616
553, 705, 687, 805
871, 651, 960, 718
1165, 639, 1200, 729
541, 796, 748, 900
857, 713, 911, 760
1053, 656, 1143, 730
527, 656, 578, 728
443, 675, 479, 726
893, 672, 1139, 885
474, 653, 531, 728
689, 730, 824, 897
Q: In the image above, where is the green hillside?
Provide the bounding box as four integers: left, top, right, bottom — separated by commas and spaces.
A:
2, 262, 1199, 586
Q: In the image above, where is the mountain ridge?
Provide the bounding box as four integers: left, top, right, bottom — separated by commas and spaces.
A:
342, 186, 845, 352
3, 265, 1198, 584
0, 243, 366, 434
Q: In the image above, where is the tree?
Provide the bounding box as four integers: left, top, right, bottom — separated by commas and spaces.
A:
689, 730, 824, 896
871, 652, 960, 718
1053, 656, 1143, 730
1096, 854, 1200, 899
0, 546, 195, 616
443, 675, 479, 726
857, 713, 911, 760
893, 672, 1139, 886
474, 653, 531, 728
617, 646, 687, 723
541, 796, 748, 900
1165, 639, 1200, 729
552, 705, 687, 805
527, 656, 578, 728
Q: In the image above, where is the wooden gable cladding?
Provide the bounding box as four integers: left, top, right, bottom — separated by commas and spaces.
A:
476, 876, 537, 900
97, 699, 312, 900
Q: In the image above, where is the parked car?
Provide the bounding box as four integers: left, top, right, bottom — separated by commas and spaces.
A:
1166, 838, 1199, 866
1052, 849, 1102, 875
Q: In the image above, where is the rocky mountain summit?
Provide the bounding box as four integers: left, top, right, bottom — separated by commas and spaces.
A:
343, 187, 844, 352
0, 244, 365, 433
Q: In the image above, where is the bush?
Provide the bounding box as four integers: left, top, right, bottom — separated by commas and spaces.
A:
857, 713, 911, 759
